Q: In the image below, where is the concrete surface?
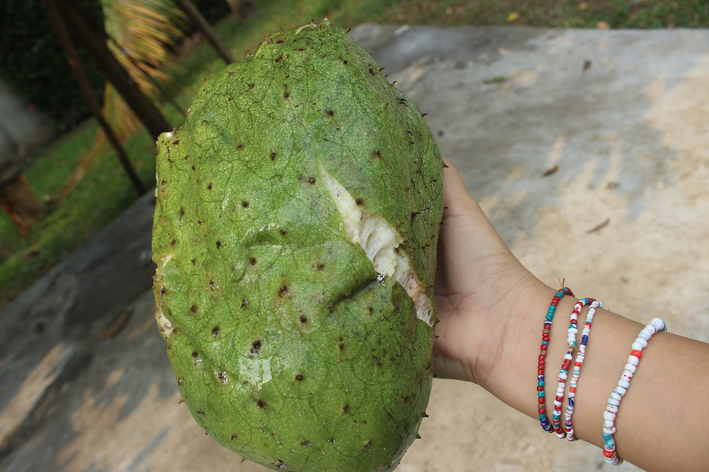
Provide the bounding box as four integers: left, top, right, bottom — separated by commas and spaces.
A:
2, 24, 709, 472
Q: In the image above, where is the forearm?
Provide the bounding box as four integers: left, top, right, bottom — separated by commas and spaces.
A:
484, 282, 709, 471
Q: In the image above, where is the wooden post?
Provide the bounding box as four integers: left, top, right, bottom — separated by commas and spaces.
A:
43, 0, 146, 195
54, 0, 172, 139
173, 0, 235, 64
0, 166, 47, 235
226, 0, 254, 20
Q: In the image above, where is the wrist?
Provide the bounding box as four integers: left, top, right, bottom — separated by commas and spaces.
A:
475, 276, 576, 413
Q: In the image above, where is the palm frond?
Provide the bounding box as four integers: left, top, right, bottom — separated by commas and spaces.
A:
60, 0, 188, 198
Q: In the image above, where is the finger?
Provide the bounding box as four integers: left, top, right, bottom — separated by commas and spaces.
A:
442, 158, 478, 221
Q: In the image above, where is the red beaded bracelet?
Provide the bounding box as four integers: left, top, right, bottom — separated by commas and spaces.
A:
537, 287, 574, 433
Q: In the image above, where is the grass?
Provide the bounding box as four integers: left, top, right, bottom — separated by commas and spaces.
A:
1, 0, 707, 306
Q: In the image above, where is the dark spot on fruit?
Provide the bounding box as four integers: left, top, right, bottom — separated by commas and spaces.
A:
295, 373, 304, 381
177, 377, 183, 386
375, 362, 382, 368
284, 92, 290, 99
160, 287, 167, 295
275, 54, 283, 63
299, 315, 307, 324
276, 39, 284, 44
216, 240, 222, 249
237, 144, 244, 151
191, 258, 196, 265
338, 343, 344, 351
279, 228, 287, 235
364, 440, 372, 448
342, 405, 350, 413
250, 340, 262, 357
355, 198, 364, 206
308, 177, 315, 184
231, 434, 238, 440
182, 155, 189, 161
317, 263, 325, 271
242, 201, 249, 208
278, 285, 289, 297
404, 396, 410, 403
198, 220, 202, 225
241, 298, 248, 308
190, 305, 198, 314
274, 459, 284, 468
197, 409, 205, 415
372, 150, 381, 158
247, 83, 254, 89
339, 336, 343, 341
191, 165, 196, 171
300, 440, 313, 446
207, 183, 212, 190
339, 56, 348, 65
248, 257, 256, 265
170, 239, 176, 246
298, 47, 304, 51
212, 327, 220, 337
218, 371, 227, 382
367, 306, 373, 313
423, 412, 429, 418
326, 110, 334, 117
192, 350, 199, 359
368, 68, 375, 75
271, 151, 277, 160
256, 399, 266, 408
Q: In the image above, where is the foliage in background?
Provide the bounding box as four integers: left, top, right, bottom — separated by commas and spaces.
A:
0, 0, 106, 131
1, 0, 707, 306
0, 0, 230, 133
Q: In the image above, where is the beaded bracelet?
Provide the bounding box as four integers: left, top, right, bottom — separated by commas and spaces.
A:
537, 287, 574, 433
565, 299, 603, 441
602, 318, 668, 465
552, 298, 594, 438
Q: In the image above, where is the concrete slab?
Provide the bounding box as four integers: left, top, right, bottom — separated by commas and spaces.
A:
1, 24, 708, 472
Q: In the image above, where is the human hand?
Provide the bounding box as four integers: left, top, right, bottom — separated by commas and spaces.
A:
432, 160, 550, 389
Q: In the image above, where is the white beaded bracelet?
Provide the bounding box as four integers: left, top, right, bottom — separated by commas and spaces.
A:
602, 318, 667, 465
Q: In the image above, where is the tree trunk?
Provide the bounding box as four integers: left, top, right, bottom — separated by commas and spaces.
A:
226, 0, 254, 20
173, 0, 234, 64
55, 0, 172, 139
43, 0, 146, 195
0, 167, 47, 235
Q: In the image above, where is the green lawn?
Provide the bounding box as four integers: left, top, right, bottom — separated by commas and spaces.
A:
0, 0, 706, 306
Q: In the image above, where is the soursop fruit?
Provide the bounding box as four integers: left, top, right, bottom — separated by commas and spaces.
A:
152, 20, 444, 472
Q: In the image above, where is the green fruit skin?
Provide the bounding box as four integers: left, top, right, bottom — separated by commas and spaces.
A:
152, 21, 443, 472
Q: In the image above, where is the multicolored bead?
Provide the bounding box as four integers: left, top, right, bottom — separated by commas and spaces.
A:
537, 287, 574, 432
